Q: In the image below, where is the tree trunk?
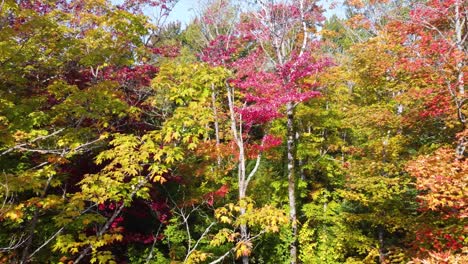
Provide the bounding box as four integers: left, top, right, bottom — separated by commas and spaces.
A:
286, 102, 297, 264
227, 84, 250, 264
378, 228, 386, 263
238, 117, 249, 264
454, 0, 466, 128
453, 0, 466, 155
238, 140, 249, 264
20, 174, 54, 264
455, 0, 465, 97
240, 212, 249, 264
211, 83, 222, 166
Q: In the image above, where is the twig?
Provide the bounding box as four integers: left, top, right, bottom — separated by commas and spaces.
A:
74, 178, 148, 263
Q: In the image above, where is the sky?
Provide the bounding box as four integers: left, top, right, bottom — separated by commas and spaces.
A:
165, 0, 347, 26
166, 0, 198, 24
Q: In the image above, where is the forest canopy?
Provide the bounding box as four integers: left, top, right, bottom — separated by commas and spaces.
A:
0, 0, 466, 263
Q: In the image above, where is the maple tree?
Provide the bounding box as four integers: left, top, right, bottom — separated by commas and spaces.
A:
234, 2, 331, 262
397, 1, 467, 260
1, 0, 467, 263
0, 0, 173, 262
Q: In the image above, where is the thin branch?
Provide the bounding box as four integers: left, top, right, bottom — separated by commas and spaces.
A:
27, 227, 65, 259
0, 234, 27, 252
209, 247, 233, 264
74, 178, 148, 263
244, 153, 262, 191
0, 128, 65, 157
184, 222, 215, 263
144, 223, 163, 264
208, 230, 266, 264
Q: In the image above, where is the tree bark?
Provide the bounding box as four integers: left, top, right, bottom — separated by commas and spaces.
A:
453, 0, 466, 155
211, 83, 222, 166
455, 0, 465, 97
20, 173, 54, 264
227, 84, 250, 264
378, 228, 386, 263
286, 102, 297, 264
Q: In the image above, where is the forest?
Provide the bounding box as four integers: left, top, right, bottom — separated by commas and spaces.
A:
0, 0, 466, 263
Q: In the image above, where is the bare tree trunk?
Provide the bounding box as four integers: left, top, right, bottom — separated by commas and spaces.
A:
454, 0, 466, 126
20, 210, 39, 264
378, 228, 386, 263
211, 83, 222, 166
286, 102, 297, 264
227, 84, 250, 264
20, 173, 53, 264
454, 0, 466, 156
238, 139, 249, 264
455, 0, 465, 97
239, 213, 249, 264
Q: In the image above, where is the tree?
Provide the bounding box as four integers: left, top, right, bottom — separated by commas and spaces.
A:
0, 0, 173, 262
237, 1, 331, 262
1, 0, 466, 263
407, 147, 467, 255
389, 1, 467, 258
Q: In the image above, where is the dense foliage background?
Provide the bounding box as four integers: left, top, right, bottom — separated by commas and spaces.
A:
0, 0, 466, 263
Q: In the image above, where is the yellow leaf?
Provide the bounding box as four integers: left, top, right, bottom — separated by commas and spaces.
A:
220, 216, 231, 224
5, 210, 23, 221
153, 175, 167, 184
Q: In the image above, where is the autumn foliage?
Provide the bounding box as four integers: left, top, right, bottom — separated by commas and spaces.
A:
0, 0, 467, 263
